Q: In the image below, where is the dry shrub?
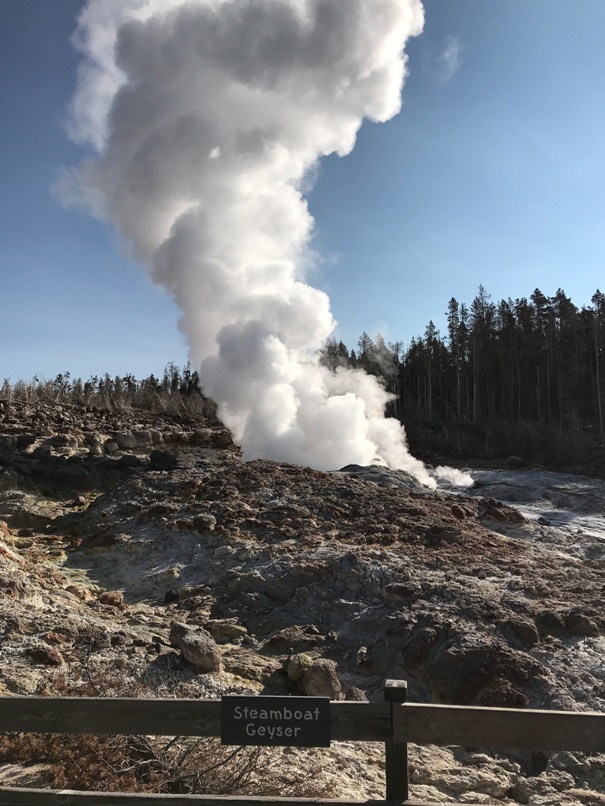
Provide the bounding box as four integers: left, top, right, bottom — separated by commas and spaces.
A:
0, 664, 336, 798
0, 732, 334, 797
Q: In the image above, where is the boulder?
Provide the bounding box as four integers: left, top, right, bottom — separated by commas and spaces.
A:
48, 434, 79, 449
343, 687, 368, 701
0, 493, 59, 529
287, 653, 315, 682
149, 450, 179, 471
300, 658, 343, 699
169, 621, 221, 672
0, 467, 20, 491
267, 625, 325, 650
210, 429, 234, 448
113, 432, 137, 450
565, 611, 600, 637
190, 428, 213, 447
500, 617, 540, 646
114, 455, 142, 470
203, 619, 247, 643
0, 435, 17, 460
148, 429, 163, 445
222, 648, 282, 684
535, 609, 566, 637
98, 590, 125, 609
133, 430, 152, 446
477, 497, 525, 524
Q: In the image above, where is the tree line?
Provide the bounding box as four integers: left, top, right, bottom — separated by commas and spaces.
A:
1, 362, 211, 417
5, 286, 605, 467
321, 287, 605, 466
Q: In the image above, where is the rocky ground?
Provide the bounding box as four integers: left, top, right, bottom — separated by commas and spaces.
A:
0, 396, 604, 804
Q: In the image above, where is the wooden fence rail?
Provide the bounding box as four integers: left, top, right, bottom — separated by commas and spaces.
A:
0, 681, 603, 806
0, 698, 391, 742
395, 702, 605, 752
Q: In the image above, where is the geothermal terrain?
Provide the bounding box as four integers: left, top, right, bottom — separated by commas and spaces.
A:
1, 397, 605, 804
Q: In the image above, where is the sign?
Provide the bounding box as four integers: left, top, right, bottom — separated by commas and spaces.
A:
221, 695, 331, 747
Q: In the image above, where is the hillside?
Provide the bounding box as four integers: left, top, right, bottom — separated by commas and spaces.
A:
0, 397, 604, 804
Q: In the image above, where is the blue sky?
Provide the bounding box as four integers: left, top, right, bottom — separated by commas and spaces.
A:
1, 0, 604, 382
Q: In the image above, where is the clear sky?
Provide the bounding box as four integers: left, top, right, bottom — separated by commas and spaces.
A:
1, 0, 604, 383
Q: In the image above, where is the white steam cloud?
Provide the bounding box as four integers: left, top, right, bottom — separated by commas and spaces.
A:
61, 0, 435, 482
431, 465, 474, 488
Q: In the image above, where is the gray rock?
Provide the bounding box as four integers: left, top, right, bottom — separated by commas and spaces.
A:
501, 617, 540, 646
0, 467, 20, 491
210, 429, 234, 448
203, 619, 247, 643
222, 648, 282, 684
287, 653, 315, 682
267, 624, 324, 651
148, 429, 163, 445
114, 455, 142, 470
343, 686, 368, 701
0, 492, 59, 529
169, 621, 221, 672
48, 434, 79, 449
190, 428, 213, 447
565, 611, 600, 637
536, 609, 566, 637
133, 430, 152, 446
0, 436, 17, 461
113, 432, 137, 450
300, 659, 342, 699
149, 450, 178, 471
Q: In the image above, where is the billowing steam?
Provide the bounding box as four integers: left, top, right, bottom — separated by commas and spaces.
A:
60, 0, 438, 483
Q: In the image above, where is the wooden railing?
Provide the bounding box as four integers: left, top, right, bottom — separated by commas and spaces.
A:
0, 680, 603, 806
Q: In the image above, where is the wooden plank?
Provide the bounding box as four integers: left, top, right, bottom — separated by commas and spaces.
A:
0, 698, 221, 738
394, 703, 605, 751
403, 802, 476, 805
330, 702, 390, 742
0, 699, 390, 743
0, 789, 388, 806
0, 792, 465, 806
383, 680, 408, 802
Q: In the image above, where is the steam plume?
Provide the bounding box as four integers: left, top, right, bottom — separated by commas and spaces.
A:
62, 0, 435, 483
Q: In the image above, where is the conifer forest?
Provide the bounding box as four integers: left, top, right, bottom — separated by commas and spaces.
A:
321, 287, 605, 468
